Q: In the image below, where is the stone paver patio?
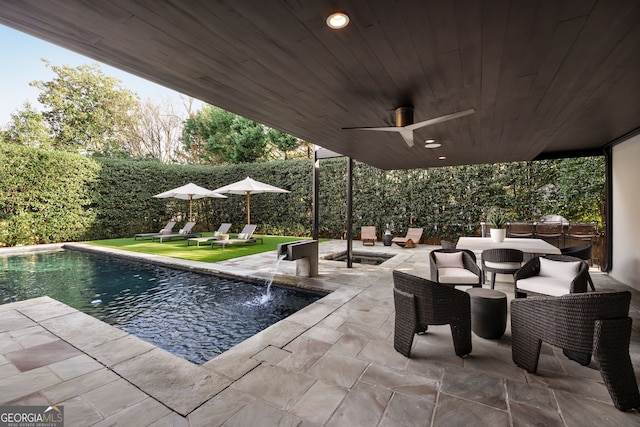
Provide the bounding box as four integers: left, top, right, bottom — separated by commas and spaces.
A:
1, 240, 639, 426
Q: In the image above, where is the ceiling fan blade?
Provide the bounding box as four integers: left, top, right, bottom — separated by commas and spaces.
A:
342, 107, 474, 148
406, 108, 475, 131
398, 129, 414, 147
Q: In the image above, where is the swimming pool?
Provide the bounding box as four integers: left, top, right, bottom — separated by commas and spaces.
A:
0, 250, 324, 364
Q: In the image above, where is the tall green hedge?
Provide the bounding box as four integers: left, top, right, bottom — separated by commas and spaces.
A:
0, 143, 604, 246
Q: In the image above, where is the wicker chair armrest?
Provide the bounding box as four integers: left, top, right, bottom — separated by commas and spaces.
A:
429, 254, 439, 282
569, 261, 590, 293
462, 253, 481, 275
514, 257, 540, 281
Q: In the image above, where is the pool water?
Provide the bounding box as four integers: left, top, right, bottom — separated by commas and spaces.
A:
0, 250, 323, 364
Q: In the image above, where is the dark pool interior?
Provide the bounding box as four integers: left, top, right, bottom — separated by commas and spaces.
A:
0, 250, 324, 364
324, 251, 394, 266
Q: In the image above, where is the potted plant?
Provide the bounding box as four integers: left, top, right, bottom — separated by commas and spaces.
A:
487, 209, 508, 242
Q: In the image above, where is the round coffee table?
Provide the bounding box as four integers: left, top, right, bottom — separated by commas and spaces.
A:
466, 288, 507, 339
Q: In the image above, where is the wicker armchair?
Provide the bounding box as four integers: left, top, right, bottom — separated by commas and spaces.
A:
511, 291, 640, 411
429, 249, 481, 287
514, 255, 589, 298
392, 270, 471, 358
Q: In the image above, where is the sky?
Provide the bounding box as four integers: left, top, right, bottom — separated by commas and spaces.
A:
0, 24, 202, 127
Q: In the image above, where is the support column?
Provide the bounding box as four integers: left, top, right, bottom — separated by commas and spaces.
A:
347, 157, 353, 268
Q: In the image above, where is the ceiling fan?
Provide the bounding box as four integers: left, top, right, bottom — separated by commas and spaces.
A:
343, 106, 475, 147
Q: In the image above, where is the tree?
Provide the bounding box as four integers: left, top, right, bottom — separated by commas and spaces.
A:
125, 97, 187, 163
266, 128, 299, 159
3, 102, 53, 148
230, 116, 266, 163
181, 105, 266, 164
30, 60, 141, 155
181, 105, 234, 164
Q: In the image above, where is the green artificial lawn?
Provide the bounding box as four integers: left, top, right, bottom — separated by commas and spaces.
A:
85, 233, 311, 263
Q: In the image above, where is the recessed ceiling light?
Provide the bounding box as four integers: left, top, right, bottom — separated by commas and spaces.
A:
424, 142, 441, 149
326, 12, 350, 29
438, 156, 446, 160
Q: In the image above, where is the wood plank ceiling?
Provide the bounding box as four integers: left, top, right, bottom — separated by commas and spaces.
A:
0, 0, 638, 170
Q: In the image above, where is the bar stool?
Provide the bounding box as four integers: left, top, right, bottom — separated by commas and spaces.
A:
567, 223, 599, 265
507, 222, 534, 238
534, 222, 563, 247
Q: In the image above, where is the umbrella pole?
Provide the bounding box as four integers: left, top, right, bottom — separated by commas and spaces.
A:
189, 195, 193, 222
246, 191, 251, 224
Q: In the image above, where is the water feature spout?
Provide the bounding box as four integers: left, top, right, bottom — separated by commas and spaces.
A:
276, 240, 319, 277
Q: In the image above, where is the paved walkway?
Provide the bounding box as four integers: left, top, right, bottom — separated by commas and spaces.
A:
0, 241, 639, 426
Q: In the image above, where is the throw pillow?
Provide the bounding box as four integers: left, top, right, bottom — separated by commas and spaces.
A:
214, 231, 221, 236
237, 233, 248, 239
178, 229, 185, 235
539, 258, 581, 280
433, 251, 464, 269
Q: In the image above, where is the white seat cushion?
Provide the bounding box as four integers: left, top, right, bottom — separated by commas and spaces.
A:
516, 276, 572, 296
484, 261, 522, 270
434, 251, 464, 268
438, 267, 479, 284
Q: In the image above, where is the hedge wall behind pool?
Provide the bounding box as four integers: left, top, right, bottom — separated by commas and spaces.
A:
0, 143, 604, 246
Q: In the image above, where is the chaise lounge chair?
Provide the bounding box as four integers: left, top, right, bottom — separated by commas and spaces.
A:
211, 224, 262, 250
152, 221, 200, 242
186, 223, 232, 246
360, 226, 377, 246
134, 221, 176, 240
392, 228, 423, 248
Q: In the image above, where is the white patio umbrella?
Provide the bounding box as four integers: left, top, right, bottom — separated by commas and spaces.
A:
153, 182, 226, 222
210, 177, 290, 224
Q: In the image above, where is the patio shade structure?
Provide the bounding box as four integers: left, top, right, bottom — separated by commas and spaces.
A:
210, 177, 290, 224
153, 182, 226, 222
